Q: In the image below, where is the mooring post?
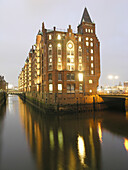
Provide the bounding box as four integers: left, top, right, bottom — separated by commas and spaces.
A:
93, 96, 96, 111
77, 98, 78, 113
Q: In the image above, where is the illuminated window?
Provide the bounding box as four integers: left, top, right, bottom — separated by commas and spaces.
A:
86, 37, 89, 40
90, 42, 93, 47
90, 38, 93, 41
89, 80, 92, 84
91, 29, 93, 33
79, 58, 82, 63
91, 63, 93, 68
88, 29, 90, 33
49, 34, 52, 40
49, 58, 52, 62
78, 73, 83, 81
85, 29, 88, 32
48, 44, 53, 70
86, 42, 89, 46
57, 43, 62, 70
67, 41, 75, 71
91, 70, 94, 75
79, 37, 81, 42
58, 58, 61, 62
79, 84, 83, 92
58, 84, 62, 91
57, 43, 61, 48
91, 56, 93, 61
79, 46, 81, 49
49, 84, 53, 93
91, 49, 93, 54
57, 34, 61, 40
89, 89, 92, 93
71, 58, 74, 63
58, 64, 62, 70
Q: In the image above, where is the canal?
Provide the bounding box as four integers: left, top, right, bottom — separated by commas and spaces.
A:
0, 95, 128, 170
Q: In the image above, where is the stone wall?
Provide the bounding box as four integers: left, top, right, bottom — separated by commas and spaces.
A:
0, 92, 6, 107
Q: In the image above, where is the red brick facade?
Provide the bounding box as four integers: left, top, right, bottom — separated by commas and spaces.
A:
18, 8, 100, 104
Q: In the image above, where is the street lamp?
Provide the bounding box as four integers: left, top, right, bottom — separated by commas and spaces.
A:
108, 75, 113, 80
107, 75, 119, 87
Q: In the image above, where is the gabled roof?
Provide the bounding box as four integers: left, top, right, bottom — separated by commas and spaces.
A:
80, 8, 92, 24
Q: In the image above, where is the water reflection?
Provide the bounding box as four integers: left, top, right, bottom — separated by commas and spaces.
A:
18, 97, 128, 170
124, 138, 128, 152
0, 104, 6, 166
77, 135, 87, 168
98, 123, 103, 143
19, 98, 101, 170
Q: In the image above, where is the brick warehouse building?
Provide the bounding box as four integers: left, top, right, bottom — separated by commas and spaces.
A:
18, 8, 100, 105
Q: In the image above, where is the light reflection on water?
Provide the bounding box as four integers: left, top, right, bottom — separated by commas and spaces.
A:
1, 96, 128, 170
124, 138, 128, 152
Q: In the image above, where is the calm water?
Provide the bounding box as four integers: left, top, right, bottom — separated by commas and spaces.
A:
0, 95, 128, 170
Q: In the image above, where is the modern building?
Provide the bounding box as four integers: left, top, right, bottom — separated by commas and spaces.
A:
18, 8, 100, 104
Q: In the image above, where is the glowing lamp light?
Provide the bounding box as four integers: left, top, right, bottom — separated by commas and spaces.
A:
78, 73, 83, 81
108, 75, 113, 80
115, 76, 119, 79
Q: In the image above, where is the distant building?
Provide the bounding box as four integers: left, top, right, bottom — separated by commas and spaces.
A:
18, 8, 100, 104
124, 81, 128, 88
0, 76, 8, 91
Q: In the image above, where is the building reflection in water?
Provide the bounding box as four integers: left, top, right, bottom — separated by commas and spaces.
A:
18, 98, 101, 170
98, 123, 103, 143
77, 135, 87, 168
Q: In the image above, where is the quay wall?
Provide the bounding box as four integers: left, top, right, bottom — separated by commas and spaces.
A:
0, 92, 7, 107
19, 92, 106, 114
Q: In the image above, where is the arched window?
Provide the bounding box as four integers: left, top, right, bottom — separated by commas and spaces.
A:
66, 41, 75, 71
57, 43, 62, 70
48, 44, 53, 71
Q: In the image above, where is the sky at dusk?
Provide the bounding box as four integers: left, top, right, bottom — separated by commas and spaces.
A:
0, 0, 128, 86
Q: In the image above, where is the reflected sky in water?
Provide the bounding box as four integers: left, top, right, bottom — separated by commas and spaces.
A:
0, 95, 128, 170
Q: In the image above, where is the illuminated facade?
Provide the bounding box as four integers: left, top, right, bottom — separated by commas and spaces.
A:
18, 8, 100, 104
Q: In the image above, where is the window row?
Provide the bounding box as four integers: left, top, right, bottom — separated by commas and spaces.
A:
49, 83, 93, 93
86, 37, 93, 41
48, 73, 93, 82
85, 29, 93, 33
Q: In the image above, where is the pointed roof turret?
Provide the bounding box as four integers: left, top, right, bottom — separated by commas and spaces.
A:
81, 8, 92, 24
